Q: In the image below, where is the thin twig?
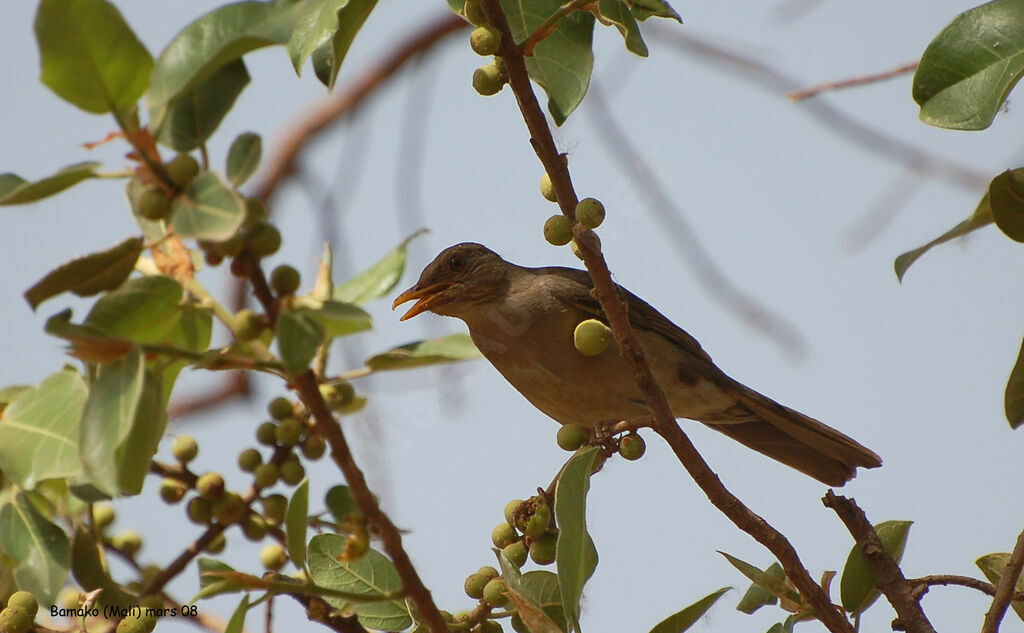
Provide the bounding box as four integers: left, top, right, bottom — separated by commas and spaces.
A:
789, 61, 919, 101
519, 0, 592, 56
481, 1, 854, 631
909, 574, 1024, 602
981, 528, 1024, 633
822, 491, 935, 633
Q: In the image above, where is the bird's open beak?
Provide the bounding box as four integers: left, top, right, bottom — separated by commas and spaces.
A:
392, 282, 456, 321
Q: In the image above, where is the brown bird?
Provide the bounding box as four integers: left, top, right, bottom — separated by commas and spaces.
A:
393, 243, 881, 485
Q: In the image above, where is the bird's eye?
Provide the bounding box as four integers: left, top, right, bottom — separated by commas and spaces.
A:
448, 254, 464, 271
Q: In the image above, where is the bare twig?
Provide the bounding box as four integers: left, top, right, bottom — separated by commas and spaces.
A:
789, 61, 919, 101
909, 574, 1024, 602
823, 491, 935, 633
981, 528, 1024, 633
481, 1, 854, 631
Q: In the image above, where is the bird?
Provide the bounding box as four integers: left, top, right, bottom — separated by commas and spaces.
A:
392, 242, 881, 485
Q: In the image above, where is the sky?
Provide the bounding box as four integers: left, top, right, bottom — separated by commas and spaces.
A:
2, 1, 1024, 632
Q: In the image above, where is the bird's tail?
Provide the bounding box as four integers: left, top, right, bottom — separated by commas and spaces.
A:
699, 381, 882, 486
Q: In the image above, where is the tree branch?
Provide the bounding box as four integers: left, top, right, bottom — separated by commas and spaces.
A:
981, 527, 1024, 633
788, 61, 919, 101
909, 574, 1024, 602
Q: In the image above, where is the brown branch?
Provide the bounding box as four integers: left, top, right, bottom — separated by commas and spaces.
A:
909, 574, 1024, 602
789, 61, 919, 101
822, 491, 935, 633
981, 528, 1024, 633
292, 371, 447, 633
480, 2, 853, 632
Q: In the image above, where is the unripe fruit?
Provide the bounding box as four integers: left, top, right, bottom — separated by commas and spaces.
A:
93, 504, 115, 530
472, 64, 504, 96
524, 511, 548, 538
262, 494, 288, 526
619, 433, 646, 461
58, 588, 79, 611
574, 319, 611, 356
116, 613, 147, 633
7, 591, 37, 616
187, 497, 212, 525
463, 0, 487, 25
270, 264, 301, 296
0, 606, 31, 633
218, 232, 247, 257
482, 578, 508, 607
140, 595, 163, 612
470, 26, 501, 56
502, 541, 527, 567
205, 532, 226, 554
253, 463, 279, 488
245, 197, 268, 223
268, 397, 294, 420
159, 478, 187, 504
529, 534, 557, 565
478, 565, 499, 580
238, 448, 263, 472
280, 460, 306, 486
171, 435, 198, 463
301, 434, 327, 460
256, 421, 278, 446
464, 573, 487, 599
491, 522, 517, 548
260, 544, 288, 571
112, 530, 143, 556
543, 215, 573, 246
540, 172, 557, 202
320, 382, 355, 409
570, 231, 601, 260
504, 499, 522, 527
242, 514, 268, 541
575, 197, 605, 229
275, 418, 304, 447
165, 154, 200, 189
556, 423, 587, 451
196, 472, 225, 500
212, 491, 246, 524
246, 222, 282, 257
137, 187, 172, 221
235, 309, 264, 341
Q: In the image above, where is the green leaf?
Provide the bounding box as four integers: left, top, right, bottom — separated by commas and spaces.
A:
598, 0, 648, 56
148, 0, 305, 128
325, 485, 360, 521
990, 168, 1024, 242
288, 0, 348, 75
1006, 333, 1024, 429
308, 0, 377, 90
629, 0, 681, 21
913, 0, 1024, 130
500, 558, 564, 633
307, 534, 412, 631
555, 446, 600, 632
648, 587, 730, 633
0, 492, 70, 603
24, 237, 143, 310
225, 595, 251, 633
894, 191, 993, 282
70, 525, 134, 607
0, 162, 101, 206
78, 348, 145, 496
0, 385, 30, 408
292, 297, 372, 339
839, 520, 913, 614
365, 334, 482, 371
719, 553, 799, 604
157, 59, 251, 151
170, 172, 247, 241
501, 0, 595, 125
335, 229, 426, 305
115, 370, 165, 495
159, 305, 213, 406
976, 552, 1024, 622
276, 311, 326, 375
227, 132, 262, 187
85, 275, 183, 344
34, 0, 152, 113
286, 479, 309, 568
735, 562, 786, 614
0, 368, 87, 488
509, 570, 567, 633
194, 558, 246, 601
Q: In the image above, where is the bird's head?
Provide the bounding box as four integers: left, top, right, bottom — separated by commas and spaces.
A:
392, 243, 511, 321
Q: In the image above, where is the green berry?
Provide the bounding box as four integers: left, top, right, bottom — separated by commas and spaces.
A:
543, 215, 573, 246
268, 397, 293, 420
556, 424, 588, 451
7, 591, 37, 616
0, 606, 31, 633
137, 187, 172, 221
159, 478, 187, 504
246, 222, 282, 257
165, 154, 200, 189
235, 309, 264, 341
217, 232, 247, 258
196, 472, 225, 500
470, 25, 501, 56
504, 499, 523, 527
502, 541, 527, 567
574, 319, 611, 356
205, 532, 226, 554
112, 530, 143, 556
242, 514, 268, 541
256, 421, 278, 446
93, 504, 115, 530
482, 578, 508, 607
238, 448, 263, 472
464, 573, 488, 599
212, 491, 247, 524
524, 511, 548, 538
262, 494, 288, 526
58, 588, 79, 611
529, 534, 557, 565
187, 497, 212, 525
575, 197, 605, 229
540, 172, 557, 202
245, 197, 268, 223
472, 64, 504, 96
301, 434, 327, 460
253, 463, 279, 488
260, 544, 288, 571
171, 435, 198, 463
464, 0, 487, 25
116, 613, 147, 633
478, 565, 499, 580
491, 522, 517, 548
275, 418, 304, 447
320, 382, 355, 409
570, 231, 601, 260
270, 264, 301, 296
619, 433, 646, 461
280, 460, 305, 486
